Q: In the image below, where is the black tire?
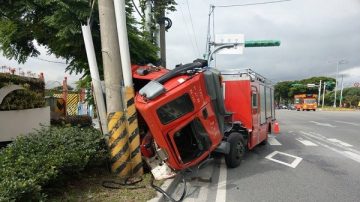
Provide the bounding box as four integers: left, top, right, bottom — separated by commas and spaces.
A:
225, 133, 246, 168
260, 136, 268, 145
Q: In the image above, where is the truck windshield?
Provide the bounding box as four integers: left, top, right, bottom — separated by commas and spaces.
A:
157, 93, 194, 124
304, 99, 316, 104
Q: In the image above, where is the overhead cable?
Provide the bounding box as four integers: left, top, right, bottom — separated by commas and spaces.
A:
215, 0, 291, 8
185, 0, 201, 57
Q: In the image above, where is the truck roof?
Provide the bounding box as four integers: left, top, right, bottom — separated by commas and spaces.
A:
221, 68, 273, 85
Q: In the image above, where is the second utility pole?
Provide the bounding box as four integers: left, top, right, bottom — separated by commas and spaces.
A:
98, 0, 131, 177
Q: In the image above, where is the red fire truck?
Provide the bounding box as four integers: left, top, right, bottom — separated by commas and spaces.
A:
132, 59, 278, 179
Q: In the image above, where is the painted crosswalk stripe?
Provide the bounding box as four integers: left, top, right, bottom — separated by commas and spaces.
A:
268, 137, 282, 145
327, 138, 353, 147
343, 151, 360, 163
296, 138, 318, 146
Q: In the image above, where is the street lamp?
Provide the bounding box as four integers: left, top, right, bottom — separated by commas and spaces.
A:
333, 59, 347, 108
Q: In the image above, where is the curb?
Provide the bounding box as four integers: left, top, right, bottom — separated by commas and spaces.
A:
148, 174, 182, 202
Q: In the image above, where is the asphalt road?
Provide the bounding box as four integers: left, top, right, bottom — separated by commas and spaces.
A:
162, 110, 360, 202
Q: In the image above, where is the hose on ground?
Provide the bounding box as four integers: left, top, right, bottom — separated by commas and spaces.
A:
150, 174, 187, 202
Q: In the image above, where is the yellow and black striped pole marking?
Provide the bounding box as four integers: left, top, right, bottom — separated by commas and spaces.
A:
107, 111, 132, 177
124, 86, 143, 176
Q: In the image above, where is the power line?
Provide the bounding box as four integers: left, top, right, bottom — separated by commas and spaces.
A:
32, 57, 67, 64
178, 3, 198, 57
215, 0, 292, 8
185, 0, 201, 57
131, 0, 144, 19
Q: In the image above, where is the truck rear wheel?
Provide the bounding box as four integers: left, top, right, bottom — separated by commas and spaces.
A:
225, 133, 246, 168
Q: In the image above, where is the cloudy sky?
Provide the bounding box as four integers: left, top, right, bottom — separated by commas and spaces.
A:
166, 0, 360, 86
1, 0, 359, 88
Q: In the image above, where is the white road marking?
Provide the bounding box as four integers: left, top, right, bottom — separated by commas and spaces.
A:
334, 120, 359, 126
268, 137, 282, 145
215, 158, 227, 202
305, 131, 360, 155
309, 121, 336, 128
265, 151, 303, 168
296, 138, 318, 146
300, 131, 360, 164
327, 138, 353, 147
343, 151, 360, 163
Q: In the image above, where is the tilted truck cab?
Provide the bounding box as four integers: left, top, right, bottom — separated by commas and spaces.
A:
132, 59, 278, 179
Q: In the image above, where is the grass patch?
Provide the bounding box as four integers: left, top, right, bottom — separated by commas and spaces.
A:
318, 107, 357, 111
46, 167, 163, 202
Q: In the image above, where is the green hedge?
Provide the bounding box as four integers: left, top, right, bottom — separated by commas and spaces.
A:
0, 73, 45, 111
0, 126, 106, 201
51, 115, 93, 127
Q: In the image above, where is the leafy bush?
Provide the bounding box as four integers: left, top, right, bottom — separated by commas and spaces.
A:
0, 126, 106, 201
0, 89, 45, 110
0, 73, 45, 111
51, 115, 92, 127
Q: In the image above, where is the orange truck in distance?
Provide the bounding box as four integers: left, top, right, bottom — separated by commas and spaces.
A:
294, 94, 318, 111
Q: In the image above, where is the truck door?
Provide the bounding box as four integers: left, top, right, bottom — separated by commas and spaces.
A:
250, 86, 260, 148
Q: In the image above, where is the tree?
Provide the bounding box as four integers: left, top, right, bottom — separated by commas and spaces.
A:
342, 87, 360, 107
274, 81, 293, 104
274, 76, 335, 104
0, 0, 174, 77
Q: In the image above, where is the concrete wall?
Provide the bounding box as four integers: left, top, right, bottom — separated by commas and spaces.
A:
0, 107, 50, 142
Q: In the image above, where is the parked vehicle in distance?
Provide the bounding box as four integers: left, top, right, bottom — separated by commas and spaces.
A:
287, 104, 296, 110
294, 94, 317, 111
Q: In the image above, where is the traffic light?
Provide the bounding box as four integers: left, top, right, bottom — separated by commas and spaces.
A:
325, 81, 336, 90
245, 40, 281, 47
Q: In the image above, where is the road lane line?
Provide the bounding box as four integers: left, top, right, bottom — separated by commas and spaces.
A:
327, 138, 353, 147
268, 137, 282, 145
335, 120, 359, 126
309, 121, 336, 128
215, 158, 227, 202
296, 138, 318, 146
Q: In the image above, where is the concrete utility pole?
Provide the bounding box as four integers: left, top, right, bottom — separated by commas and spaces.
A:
144, 0, 152, 33
339, 74, 344, 107
154, 1, 166, 67
114, 0, 143, 176
333, 59, 347, 108
159, 10, 167, 67
98, 0, 124, 112
98, 0, 131, 178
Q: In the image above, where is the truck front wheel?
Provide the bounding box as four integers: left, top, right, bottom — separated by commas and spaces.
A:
225, 133, 246, 168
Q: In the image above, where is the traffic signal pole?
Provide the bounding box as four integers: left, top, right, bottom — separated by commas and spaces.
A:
322, 82, 326, 108
318, 80, 322, 106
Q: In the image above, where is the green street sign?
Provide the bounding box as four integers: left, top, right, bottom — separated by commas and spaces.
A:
245, 40, 281, 47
